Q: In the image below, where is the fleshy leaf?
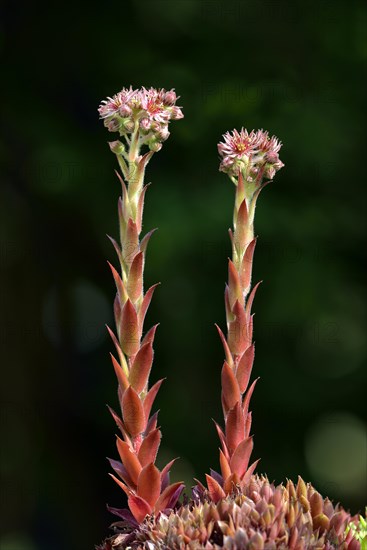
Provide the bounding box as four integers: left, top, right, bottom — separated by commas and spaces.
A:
138, 284, 160, 330
225, 402, 245, 454
120, 299, 140, 356
109, 473, 130, 496
155, 482, 184, 515
116, 436, 142, 486
128, 494, 152, 523
240, 238, 257, 291
122, 386, 146, 437
137, 463, 161, 507
230, 437, 254, 478
205, 474, 226, 503
143, 378, 164, 421
129, 342, 153, 394
215, 324, 233, 367
236, 344, 255, 394
137, 428, 162, 468
110, 353, 129, 391
127, 251, 144, 303
221, 361, 241, 411
228, 259, 242, 308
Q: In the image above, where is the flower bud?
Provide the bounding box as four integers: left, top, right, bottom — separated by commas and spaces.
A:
163, 90, 177, 105
149, 140, 162, 152
119, 104, 132, 117
171, 106, 184, 120
157, 126, 170, 142
123, 119, 135, 132
140, 118, 151, 132
106, 118, 120, 132
109, 140, 125, 155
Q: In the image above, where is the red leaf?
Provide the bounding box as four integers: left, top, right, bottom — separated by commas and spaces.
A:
128, 494, 152, 523
230, 437, 254, 478
219, 448, 231, 481
106, 325, 125, 366
116, 436, 142, 486
107, 234, 123, 266
245, 410, 252, 438
221, 361, 241, 411
215, 324, 233, 367
224, 472, 240, 495
240, 458, 260, 485
109, 473, 130, 496
234, 198, 249, 249
228, 260, 242, 309
137, 429, 162, 467
124, 218, 139, 265
110, 353, 129, 391
138, 284, 160, 330
213, 420, 230, 461
245, 281, 262, 317
225, 402, 245, 454
141, 323, 159, 347
137, 463, 161, 507
107, 261, 128, 304
160, 458, 178, 489
205, 474, 226, 503
107, 406, 130, 443
120, 299, 140, 356
236, 344, 255, 393
127, 251, 144, 303
240, 238, 257, 291
145, 411, 159, 435
143, 378, 164, 421
155, 482, 184, 514
122, 386, 146, 437
242, 378, 259, 418
140, 228, 158, 256
136, 183, 151, 233
129, 342, 153, 394
228, 300, 248, 355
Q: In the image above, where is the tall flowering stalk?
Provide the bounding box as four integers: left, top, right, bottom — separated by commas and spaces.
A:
204, 128, 284, 501
98, 87, 185, 526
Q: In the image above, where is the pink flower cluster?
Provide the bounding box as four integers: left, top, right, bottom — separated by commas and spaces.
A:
218, 128, 284, 181
98, 86, 183, 151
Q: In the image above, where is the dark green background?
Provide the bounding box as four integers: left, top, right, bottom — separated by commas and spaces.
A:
1, 0, 366, 548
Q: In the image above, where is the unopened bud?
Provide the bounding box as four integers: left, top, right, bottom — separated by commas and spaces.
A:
123, 120, 135, 132
108, 140, 125, 155
163, 90, 177, 105
119, 104, 132, 117
140, 118, 151, 132
149, 140, 162, 152
171, 106, 184, 120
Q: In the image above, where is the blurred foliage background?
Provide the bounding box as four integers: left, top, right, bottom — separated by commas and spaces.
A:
1, 0, 366, 548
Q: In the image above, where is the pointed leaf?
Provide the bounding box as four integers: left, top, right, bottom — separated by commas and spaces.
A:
107, 234, 123, 266
120, 299, 140, 356
240, 459, 260, 485
138, 284, 160, 329
136, 183, 151, 233
106, 325, 125, 368
127, 251, 144, 303
228, 300, 248, 355
236, 344, 255, 393
107, 406, 130, 442
205, 474, 226, 503
221, 361, 241, 411
122, 386, 146, 437
109, 473, 130, 496
140, 228, 158, 256
144, 410, 159, 435
223, 472, 239, 495
245, 281, 262, 317
226, 402, 245, 454
128, 494, 152, 523
129, 342, 153, 394
108, 261, 128, 304
143, 378, 164, 421
228, 260, 242, 309
124, 218, 139, 265
108, 457, 133, 486
230, 437, 254, 478
137, 463, 161, 507
215, 324, 233, 367
138, 429, 162, 467
110, 353, 129, 391
242, 378, 259, 418
160, 458, 178, 492
155, 481, 184, 514
240, 238, 257, 291
213, 420, 230, 461
114, 293, 122, 328
219, 448, 231, 481
244, 410, 252, 438
141, 323, 159, 347
234, 198, 249, 250
116, 436, 142, 486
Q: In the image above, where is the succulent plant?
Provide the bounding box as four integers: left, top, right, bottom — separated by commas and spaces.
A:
95, 86, 363, 549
